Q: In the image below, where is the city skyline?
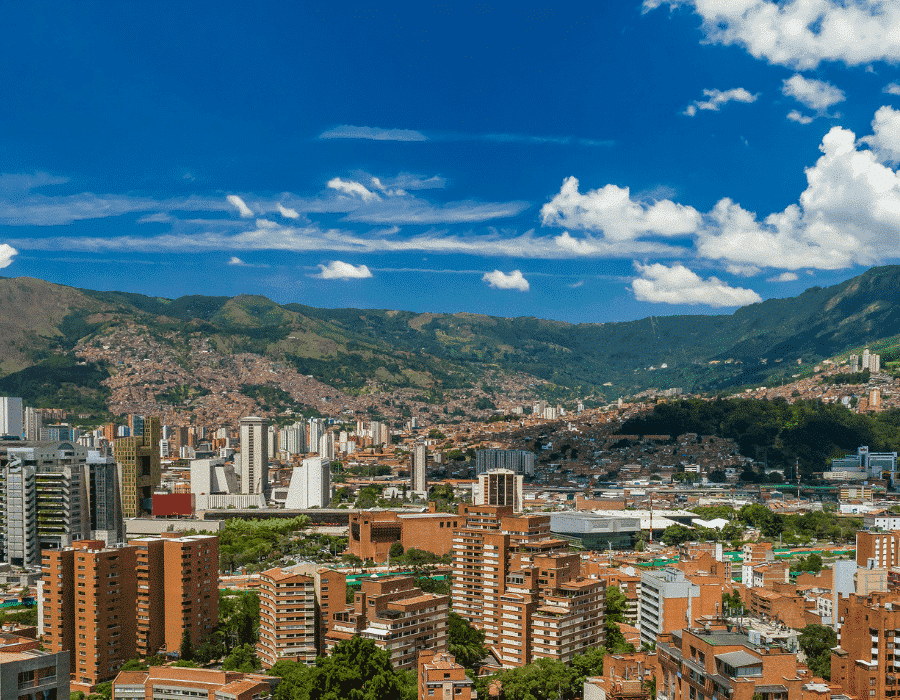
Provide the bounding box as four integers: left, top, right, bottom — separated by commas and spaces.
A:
1, 2, 900, 322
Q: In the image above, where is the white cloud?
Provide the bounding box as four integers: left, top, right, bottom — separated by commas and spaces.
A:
886, 83, 900, 96
318, 125, 427, 142
782, 75, 845, 112
768, 272, 799, 282
326, 178, 379, 202
0, 172, 68, 193
632, 262, 762, 307
482, 269, 530, 291
725, 264, 761, 277
315, 260, 373, 280
683, 88, 758, 116
277, 203, 300, 219
787, 110, 814, 125
859, 105, 900, 165
541, 177, 702, 241
643, 0, 900, 70
568, 280, 585, 288
227, 195, 253, 218
0, 244, 17, 268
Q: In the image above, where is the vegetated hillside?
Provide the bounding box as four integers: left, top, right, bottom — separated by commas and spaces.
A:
3, 266, 900, 415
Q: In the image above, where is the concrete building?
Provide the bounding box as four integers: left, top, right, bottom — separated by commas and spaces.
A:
451, 504, 605, 667
190, 457, 239, 496
40, 540, 138, 694
411, 443, 427, 494
2, 442, 91, 565
831, 591, 900, 700
284, 457, 330, 509
657, 624, 806, 700
475, 449, 534, 476
239, 416, 269, 495
0, 648, 70, 700
113, 666, 276, 700
0, 397, 23, 439
113, 416, 161, 518
474, 469, 523, 511
326, 575, 449, 671
549, 512, 641, 550
418, 650, 475, 700
23, 407, 41, 442
87, 450, 124, 545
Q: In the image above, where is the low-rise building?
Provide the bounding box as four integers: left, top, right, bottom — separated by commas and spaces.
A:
112, 666, 276, 700
417, 650, 475, 700
0, 649, 70, 700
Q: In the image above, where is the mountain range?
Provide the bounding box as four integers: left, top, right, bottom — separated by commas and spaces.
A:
2, 266, 900, 420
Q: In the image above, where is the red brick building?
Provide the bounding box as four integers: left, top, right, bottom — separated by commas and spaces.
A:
418, 650, 476, 700
348, 506, 459, 562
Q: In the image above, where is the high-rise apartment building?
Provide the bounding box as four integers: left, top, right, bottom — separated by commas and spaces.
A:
856, 529, 900, 569
451, 504, 604, 667
475, 449, 535, 476
0, 397, 23, 439
239, 416, 269, 495
131, 534, 219, 657
284, 456, 330, 509
23, 406, 42, 441
326, 575, 449, 671
279, 422, 306, 456
474, 469, 523, 510
257, 568, 319, 666
113, 416, 161, 518
411, 443, 427, 493
831, 590, 900, 700
41, 540, 138, 695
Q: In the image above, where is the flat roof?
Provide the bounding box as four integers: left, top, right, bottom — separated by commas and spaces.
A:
715, 650, 762, 667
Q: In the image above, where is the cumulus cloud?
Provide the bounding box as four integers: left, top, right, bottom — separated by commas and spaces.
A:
886, 83, 900, 96
0, 244, 17, 268
782, 75, 845, 112
315, 261, 373, 280
859, 105, 900, 165
277, 203, 300, 219
683, 88, 758, 116
327, 178, 379, 202
787, 110, 814, 125
632, 262, 762, 307
227, 195, 253, 218
541, 177, 702, 241
768, 272, 799, 282
318, 125, 427, 141
643, 0, 900, 70
482, 269, 530, 291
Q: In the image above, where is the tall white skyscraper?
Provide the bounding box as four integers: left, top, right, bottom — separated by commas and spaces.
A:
0, 397, 23, 439
23, 406, 42, 441
267, 425, 278, 460
318, 431, 335, 461
240, 416, 269, 495
308, 419, 323, 454
284, 456, 330, 509
411, 443, 427, 493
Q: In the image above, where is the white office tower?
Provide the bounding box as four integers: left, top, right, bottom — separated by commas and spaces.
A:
161, 424, 173, 440
0, 397, 23, 439
862, 348, 871, 372
279, 422, 306, 456
849, 354, 859, 372
23, 407, 42, 441
411, 443, 427, 494
285, 456, 330, 509
308, 419, 323, 454
871, 353, 881, 373
474, 469, 523, 511
268, 425, 278, 459
370, 421, 387, 447
240, 416, 269, 495
180, 445, 196, 460
318, 431, 335, 461
190, 456, 239, 495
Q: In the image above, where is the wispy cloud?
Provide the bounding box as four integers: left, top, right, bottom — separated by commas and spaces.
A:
786, 110, 814, 125
0, 172, 69, 193
318, 125, 427, 141
782, 74, 845, 112
767, 271, 798, 282
886, 83, 900, 96
278, 204, 300, 219
227, 195, 254, 218
483, 269, 529, 291
327, 178, 379, 202
315, 260, 373, 279
683, 88, 758, 116
227, 256, 268, 268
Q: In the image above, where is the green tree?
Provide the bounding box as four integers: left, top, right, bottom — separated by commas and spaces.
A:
119, 659, 148, 672
179, 629, 194, 662
389, 542, 405, 559
606, 586, 628, 624
304, 636, 414, 700
661, 524, 694, 546
799, 624, 837, 679
448, 612, 487, 671
222, 643, 262, 673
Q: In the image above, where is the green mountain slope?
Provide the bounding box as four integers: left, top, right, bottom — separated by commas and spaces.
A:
2, 266, 900, 415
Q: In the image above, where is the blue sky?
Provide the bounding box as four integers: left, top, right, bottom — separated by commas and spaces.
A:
2, 1, 900, 323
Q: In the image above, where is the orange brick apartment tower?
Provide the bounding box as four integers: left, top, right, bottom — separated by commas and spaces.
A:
257, 568, 318, 667
856, 530, 900, 569
418, 650, 475, 700
451, 504, 605, 668
41, 540, 138, 694
131, 534, 219, 656
831, 591, 900, 700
